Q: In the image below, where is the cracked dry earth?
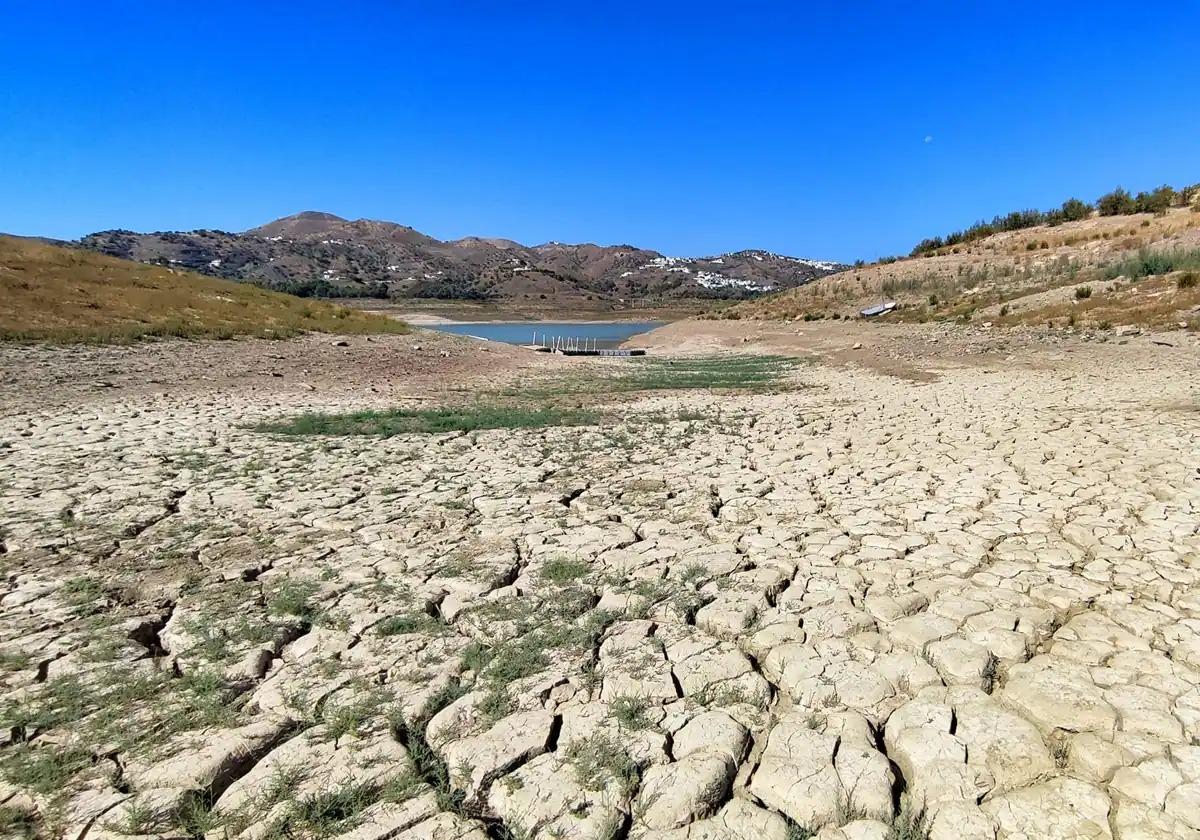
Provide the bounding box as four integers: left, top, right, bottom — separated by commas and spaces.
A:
2, 336, 1200, 840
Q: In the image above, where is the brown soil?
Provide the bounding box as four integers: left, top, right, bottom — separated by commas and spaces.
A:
0, 328, 566, 416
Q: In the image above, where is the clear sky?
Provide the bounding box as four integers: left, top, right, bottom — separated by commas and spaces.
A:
2, 2, 1197, 262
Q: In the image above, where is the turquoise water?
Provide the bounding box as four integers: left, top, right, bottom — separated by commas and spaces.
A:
428, 320, 663, 348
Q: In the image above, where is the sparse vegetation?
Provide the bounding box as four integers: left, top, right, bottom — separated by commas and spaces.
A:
0, 235, 409, 343
111, 801, 157, 835
563, 733, 641, 796
539, 557, 591, 585
614, 355, 800, 392
259, 780, 380, 839
375, 611, 441, 636
784, 820, 816, 840
319, 691, 389, 743
0, 662, 239, 800
391, 684, 467, 814
254, 355, 798, 440
1102, 248, 1200, 281
911, 181, 1195, 256
0, 806, 37, 840
888, 800, 931, 840
266, 580, 319, 621
254, 405, 600, 436
610, 695, 652, 730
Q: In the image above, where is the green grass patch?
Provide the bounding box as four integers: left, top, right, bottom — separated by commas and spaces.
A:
610, 695, 652, 730
0, 651, 32, 673
254, 405, 599, 437
1103, 248, 1200, 281
260, 781, 378, 839
539, 557, 591, 585
0, 805, 37, 839
0, 745, 91, 796
252, 354, 791, 441
563, 733, 641, 796
495, 354, 801, 399
613, 355, 801, 392
265, 580, 319, 621
318, 691, 390, 743
375, 611, 441, 637
0, 664, 241, 803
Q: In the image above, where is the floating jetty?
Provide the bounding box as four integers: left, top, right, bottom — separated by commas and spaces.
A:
526, 332, 647, 357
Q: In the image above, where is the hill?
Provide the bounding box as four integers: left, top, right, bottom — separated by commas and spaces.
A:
726, 205, 1200, 332
77, 211, 845, 303
0, 235, 409, 342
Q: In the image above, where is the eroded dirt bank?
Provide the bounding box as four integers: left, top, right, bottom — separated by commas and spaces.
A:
1, 324, 1199, 840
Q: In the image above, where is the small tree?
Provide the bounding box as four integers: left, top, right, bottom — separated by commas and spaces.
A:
1060, 198, 1092, 222
1097, 187, 1135, 216
1134, 185, 1176, 215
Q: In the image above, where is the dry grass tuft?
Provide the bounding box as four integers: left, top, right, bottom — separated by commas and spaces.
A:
0, 236, 409, 343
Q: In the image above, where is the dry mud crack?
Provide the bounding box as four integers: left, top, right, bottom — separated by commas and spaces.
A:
1, 335, 1199, 840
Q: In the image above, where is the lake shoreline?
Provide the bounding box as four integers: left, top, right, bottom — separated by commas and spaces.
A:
425, 319, 665, 348
343, 297, 725, 325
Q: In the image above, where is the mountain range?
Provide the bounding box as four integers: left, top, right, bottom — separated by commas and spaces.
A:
76, 211, 845, 302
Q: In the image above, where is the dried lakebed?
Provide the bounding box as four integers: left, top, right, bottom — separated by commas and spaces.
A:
1, 339, 1199, 840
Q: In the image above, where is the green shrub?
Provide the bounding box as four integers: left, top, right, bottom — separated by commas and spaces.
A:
1097, 187, 1136, 216
1060, 198, 1092, 221
1074, 286, 1093, 300
1134, 185, 1176, 214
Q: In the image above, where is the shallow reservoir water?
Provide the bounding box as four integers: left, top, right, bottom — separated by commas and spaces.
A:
427, 320, 663, 348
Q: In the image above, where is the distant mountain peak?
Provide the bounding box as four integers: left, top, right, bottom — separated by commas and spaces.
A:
246, 211, 350, 238
79, 214, 846, 303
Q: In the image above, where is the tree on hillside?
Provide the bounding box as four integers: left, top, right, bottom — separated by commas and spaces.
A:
1134, 185, 1176, 215
1059, 198, 1092, 222
1097, 187, 1136, 216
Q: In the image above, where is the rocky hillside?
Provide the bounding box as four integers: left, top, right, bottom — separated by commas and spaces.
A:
727, 206, 1200, 332
78, 212, 845, 303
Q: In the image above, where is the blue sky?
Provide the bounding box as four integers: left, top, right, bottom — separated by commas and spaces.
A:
1, 2, 1197, 262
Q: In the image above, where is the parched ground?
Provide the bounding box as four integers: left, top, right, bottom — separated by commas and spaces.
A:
1, 324, 1199, 840
729, 206, 1200, 330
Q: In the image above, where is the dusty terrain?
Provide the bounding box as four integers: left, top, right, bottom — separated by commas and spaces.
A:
733, 207, 1200, 329
2, 321, 1199, 840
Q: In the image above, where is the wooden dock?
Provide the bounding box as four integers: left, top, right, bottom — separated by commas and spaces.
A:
526, 332, 646, 357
